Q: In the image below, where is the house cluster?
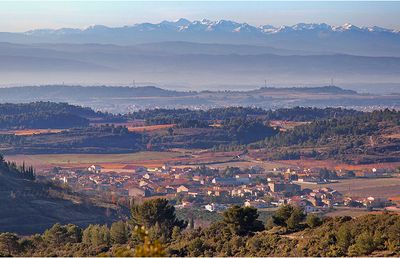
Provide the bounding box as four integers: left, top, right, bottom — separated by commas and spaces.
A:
44, 163, 397, 214
343, 196, 393, 209
47, 167, 131, 195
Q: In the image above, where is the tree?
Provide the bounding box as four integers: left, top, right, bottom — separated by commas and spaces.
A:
348, 232, 375, 256
82, 224, 110, 247
188, 217, 195, 230
222, 205, 264, 236
187, 238, 205, 256
171, 226, 182, 241
110, 221, 128, 244
43, 223, 68, 246
272, 205, 305, 229
0, 233, 19, 256
66, 224, 82, 243
82, 224, 93, 246
272, 205, 294, 227
265, 217, 276, 230
133, 226, 165, 257
130, 199, 186, 239
387, 220, 400, 253
286, 207, 305, 230
306, 214, 322, 228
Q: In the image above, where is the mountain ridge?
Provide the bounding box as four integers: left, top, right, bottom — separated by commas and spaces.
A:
23, 19, 400, 35
1, 19, 399, 57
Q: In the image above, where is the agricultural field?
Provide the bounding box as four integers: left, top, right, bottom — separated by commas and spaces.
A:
269, 120, 309, 131
281, 158, 400, 171
324, 207, 387, 217
5, 151, 182, 169
206, 159, 290, 170
5, 150, 250, 171
127, 124, 175, 132
0, 129, 64, 136
298, 177, 400, 199
91, 120, 175, 132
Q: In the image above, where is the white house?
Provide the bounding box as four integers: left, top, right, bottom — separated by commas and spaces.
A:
205, 203, 227, 212
88, 165, 102, 173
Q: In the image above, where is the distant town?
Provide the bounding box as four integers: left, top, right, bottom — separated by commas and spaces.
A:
46, 161, 400, 218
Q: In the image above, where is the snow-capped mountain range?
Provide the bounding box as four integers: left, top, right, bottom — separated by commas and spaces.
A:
23, 18, 399, 35
1, 18, 400, 57
1, 19, 400, 88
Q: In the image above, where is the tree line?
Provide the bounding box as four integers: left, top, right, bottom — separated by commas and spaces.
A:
0, 198, 399, 257
0, 102, 121, 129
0, 154, 35, 180
127, 106, 360, 125
250, 109, 400, 163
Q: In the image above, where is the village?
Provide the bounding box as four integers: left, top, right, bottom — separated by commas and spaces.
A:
43, 161, 400, 216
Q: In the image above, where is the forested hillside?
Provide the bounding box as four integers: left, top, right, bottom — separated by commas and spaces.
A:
129, 106, 361, 125
0, 154, 120, 234
0, 125, 144, 154
0, 102, 98, 117
0, 102, 106, 129
254, 109, 400, 164
0, 103, 398, 163
1, 199, 399, 257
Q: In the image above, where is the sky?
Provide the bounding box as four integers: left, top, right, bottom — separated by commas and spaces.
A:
0, 1, 400, 32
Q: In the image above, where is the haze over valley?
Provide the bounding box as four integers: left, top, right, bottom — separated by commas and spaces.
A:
1, 2, 400, 257
1, 19, 400, 90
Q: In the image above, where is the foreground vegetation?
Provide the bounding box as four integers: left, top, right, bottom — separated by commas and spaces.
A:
1, 198, 399, 257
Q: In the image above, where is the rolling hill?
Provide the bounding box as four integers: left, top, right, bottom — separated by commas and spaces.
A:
0, 156, 120, 234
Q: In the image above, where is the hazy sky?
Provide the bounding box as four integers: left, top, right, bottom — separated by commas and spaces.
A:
1, 1, 400, 32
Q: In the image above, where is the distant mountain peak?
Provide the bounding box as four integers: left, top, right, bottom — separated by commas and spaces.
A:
332, 23, 361, 32
173, 18, 191, 26
22, 19, 398, 36
9, 19, 400, 57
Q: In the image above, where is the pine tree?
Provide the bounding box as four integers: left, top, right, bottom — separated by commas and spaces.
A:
110, 221, 128, 244
0, 233, 20, 256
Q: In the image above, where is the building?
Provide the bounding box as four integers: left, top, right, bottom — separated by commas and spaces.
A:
235, 174, 251, 184
268, 182, 300, 194
205, 203, 227, 212
128, 187, 152, 198
244, 200, 269, 209
212, 177, 240, 186
176, 185, 190, 193
88, 165, 102, 173
364, 196, 389, 208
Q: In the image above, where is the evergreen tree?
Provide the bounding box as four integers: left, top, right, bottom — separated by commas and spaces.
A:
348, 232, 375, 256
336, 224, 352, 254
306, 214, 322, 228
130, 198, 186, 239
110, 221, 128, 244
286, 207, 305, 230
0, 233, 20, 256
222, 205, 264, 236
